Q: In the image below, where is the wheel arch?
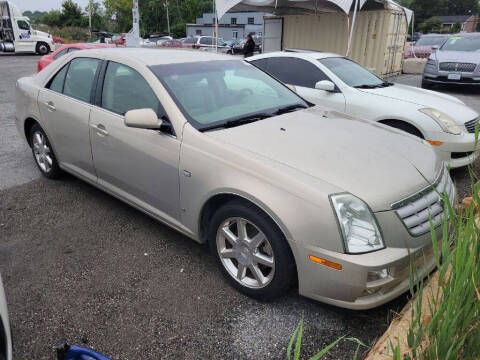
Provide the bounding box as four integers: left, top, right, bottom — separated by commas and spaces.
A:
198, 191, 299, 286
377, 118, 425, 139
198, 192, 292, 245
24, 117, 39, 147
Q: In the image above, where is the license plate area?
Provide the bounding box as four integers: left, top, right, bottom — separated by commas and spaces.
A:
448, 73, 461, 80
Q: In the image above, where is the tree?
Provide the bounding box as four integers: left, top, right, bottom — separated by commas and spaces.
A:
451, 22, 462, 33
60, 0, 85, 27
86, 1, 107, 30
447, 0, 478, 15
408, 0, 447, 26
23, 11, 46, 25
418, 17, 442, 33
41, 10, 63, 27
104, 0, 132, 33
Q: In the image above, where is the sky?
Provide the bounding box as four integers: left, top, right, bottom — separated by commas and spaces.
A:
17, 0, 91, 12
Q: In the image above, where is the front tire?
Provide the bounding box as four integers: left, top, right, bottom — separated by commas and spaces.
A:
208, 200, 296, 300
36, 42, 50, 55
30, 123, 61, 179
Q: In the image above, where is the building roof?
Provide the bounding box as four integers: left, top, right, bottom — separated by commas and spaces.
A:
436, 15, 472, 23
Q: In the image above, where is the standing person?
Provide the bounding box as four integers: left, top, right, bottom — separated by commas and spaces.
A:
243, 34, 255, 58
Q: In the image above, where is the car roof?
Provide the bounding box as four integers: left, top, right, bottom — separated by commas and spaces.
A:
249, 50, 342, 61
72, 47, 232, 66
449, 32, 480, 37
419, 33, 448, 37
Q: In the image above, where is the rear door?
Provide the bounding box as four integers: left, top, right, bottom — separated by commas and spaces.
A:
37, 57, 101, 181
250, 57, 346, 112
89, 61, 181, 223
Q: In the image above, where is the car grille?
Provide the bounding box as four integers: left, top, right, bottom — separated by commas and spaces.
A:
439, 62, 477, 73
465, 117, 479, 133
392, 167, 455, 236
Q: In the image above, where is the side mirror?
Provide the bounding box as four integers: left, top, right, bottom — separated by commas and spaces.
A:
124, 108, 161, 129
315, 80, 336, 92
431, 45, 439, 51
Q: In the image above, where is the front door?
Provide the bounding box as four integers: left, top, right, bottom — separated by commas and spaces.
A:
38, 57, 101, 181
14, 19, 35, 52
89, 61, 181, 224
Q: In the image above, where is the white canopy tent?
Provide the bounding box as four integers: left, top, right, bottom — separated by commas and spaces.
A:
214, 0, 412, 56
216, 0, 412, 23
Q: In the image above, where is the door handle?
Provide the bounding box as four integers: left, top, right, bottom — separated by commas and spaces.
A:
92, 123, 109, 137
45, 101, 56, 112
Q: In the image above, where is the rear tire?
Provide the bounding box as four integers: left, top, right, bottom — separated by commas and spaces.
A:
380, 120, 424, 139
36, 42, 50, 55
208, 200, 296, 301
30, 123, 61, 179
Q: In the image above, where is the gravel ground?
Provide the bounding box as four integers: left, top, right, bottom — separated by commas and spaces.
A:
0, 55, 479, 359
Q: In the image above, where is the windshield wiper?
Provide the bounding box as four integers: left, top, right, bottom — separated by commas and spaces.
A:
380, 81, 394, 87
355, 82, 394, 89
273, 103, 309, 115
199, 113, 272, 132
354, 84, 381, 89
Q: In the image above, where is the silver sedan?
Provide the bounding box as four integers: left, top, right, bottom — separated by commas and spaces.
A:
16, 48, 453, 309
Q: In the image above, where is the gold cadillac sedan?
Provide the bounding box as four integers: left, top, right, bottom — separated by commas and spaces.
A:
15, 48, 454, 309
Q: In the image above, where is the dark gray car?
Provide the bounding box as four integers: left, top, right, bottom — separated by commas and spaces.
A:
422, 33, 480, 87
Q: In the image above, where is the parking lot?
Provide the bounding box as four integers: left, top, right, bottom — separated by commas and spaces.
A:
1, 54, 479, 359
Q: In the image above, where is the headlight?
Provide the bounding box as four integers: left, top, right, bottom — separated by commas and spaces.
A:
419, 108, 462, 135
330, 193, 385, 254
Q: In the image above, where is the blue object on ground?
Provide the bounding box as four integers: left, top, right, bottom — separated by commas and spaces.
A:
58, 344, 111, 360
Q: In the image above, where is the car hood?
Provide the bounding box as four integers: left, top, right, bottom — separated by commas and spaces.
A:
357, 83, 478, 124
432, 50, 480, 63
206, 107, 441, 211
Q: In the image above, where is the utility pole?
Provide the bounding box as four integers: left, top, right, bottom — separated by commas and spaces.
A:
165, 0, 170, 36
88, 0, 92, 39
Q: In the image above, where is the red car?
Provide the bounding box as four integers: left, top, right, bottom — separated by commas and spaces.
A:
52, 36, 65, 44
37, 43, 116, 72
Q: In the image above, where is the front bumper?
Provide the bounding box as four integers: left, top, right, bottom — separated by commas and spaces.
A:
423, 70, 480, 86
295, 209, 444, 310
426, 131, 480, 168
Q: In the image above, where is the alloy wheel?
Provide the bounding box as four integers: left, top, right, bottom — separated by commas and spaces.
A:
216, 217, 275, 289
32, 131, 53, 173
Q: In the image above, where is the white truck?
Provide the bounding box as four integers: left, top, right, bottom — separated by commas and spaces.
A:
0, 1, 54, 54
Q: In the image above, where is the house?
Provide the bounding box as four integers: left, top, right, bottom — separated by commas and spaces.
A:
437, 15, 478, 32
185, 12, 267, 41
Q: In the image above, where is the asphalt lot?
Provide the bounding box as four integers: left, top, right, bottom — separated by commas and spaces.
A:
1, 55, 479, 360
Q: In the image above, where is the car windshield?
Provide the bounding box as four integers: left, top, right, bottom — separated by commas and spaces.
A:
150, 60, 307, 130
319, 57, 384, 88
441, 36, 480, 52
415, 36, 446, 46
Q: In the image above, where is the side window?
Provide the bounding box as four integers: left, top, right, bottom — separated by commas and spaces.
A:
101, 62, 164, 117
67, 47, 80, 53
63, 57, 100, 103
200, 37, 213, 45
47, 64, 69, 93
17, 20, 30, 31
53, 48, 69, 60
252, 57, 329, 88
